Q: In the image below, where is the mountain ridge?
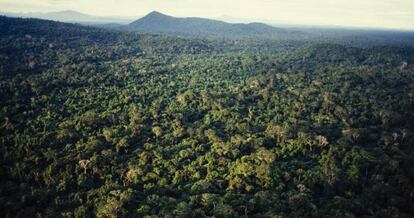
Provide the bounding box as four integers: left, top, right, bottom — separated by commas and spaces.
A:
124, 11, 300, 39
0, 10, 135, 24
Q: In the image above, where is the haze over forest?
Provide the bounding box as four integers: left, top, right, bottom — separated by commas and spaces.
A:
1, 0, 414, 30
1, 1, 414, 217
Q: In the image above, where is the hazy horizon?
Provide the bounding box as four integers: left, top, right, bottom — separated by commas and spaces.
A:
1, 0, 414, 30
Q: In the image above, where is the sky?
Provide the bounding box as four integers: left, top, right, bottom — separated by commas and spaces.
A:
1, 0, 414, 30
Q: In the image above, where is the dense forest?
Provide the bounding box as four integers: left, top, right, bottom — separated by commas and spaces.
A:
1, 16, 414, 217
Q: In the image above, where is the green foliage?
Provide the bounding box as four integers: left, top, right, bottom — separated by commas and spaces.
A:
1, 16, 414, 217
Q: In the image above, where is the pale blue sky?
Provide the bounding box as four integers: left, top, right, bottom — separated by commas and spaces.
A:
1, 0, 414, 29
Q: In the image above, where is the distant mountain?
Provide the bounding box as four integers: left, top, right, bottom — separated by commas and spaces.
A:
124, 11, 300, 39
216, 15, 288, 26
0, 10, 135, 24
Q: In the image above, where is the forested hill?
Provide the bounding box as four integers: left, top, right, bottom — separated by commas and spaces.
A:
0, 16, 223, 76
0, 10, 134, 24
1, 16, 414, 217
123, 11, 300, 39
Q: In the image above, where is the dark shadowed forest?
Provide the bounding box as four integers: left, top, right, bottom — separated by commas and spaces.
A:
1, 15, 414, 217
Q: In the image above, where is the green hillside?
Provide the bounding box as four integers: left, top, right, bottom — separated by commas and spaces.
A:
1, 16, 414, 217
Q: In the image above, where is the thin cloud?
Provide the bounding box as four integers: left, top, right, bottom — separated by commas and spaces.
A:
0, 0, 413, 30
